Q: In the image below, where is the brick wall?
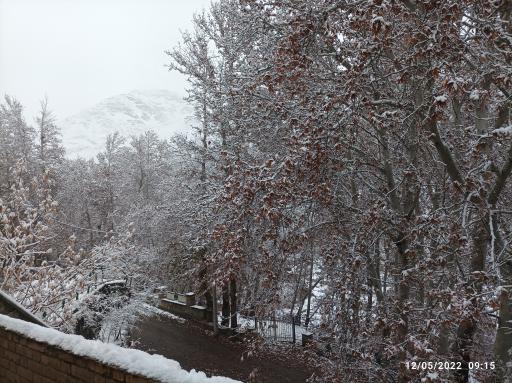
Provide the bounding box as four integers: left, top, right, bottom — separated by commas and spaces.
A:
0, 325, 159, 383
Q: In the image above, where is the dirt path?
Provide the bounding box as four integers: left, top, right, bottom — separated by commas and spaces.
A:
131, 313, 313, 383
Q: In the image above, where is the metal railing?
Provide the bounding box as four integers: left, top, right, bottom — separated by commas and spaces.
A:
254, 316, 297, 343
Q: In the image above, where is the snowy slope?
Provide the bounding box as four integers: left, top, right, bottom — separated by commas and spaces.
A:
59, 89, 194, 159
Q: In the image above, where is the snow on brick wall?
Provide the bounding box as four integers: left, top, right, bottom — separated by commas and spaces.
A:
0, 314, 241, 383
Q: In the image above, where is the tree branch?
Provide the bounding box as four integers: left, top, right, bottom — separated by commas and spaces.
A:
488, 142, 512, 206
427, 113, 464, 185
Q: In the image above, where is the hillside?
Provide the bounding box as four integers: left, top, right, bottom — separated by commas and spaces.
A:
60, 89, 193, 158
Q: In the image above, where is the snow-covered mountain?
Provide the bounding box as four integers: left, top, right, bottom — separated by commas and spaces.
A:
59, 89, 194, 159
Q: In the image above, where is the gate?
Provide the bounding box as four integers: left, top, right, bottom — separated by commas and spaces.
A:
255, 316, 297, 343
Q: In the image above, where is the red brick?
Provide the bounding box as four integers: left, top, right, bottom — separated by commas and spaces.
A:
5, 349, 20, 363
126, 375, 153, 383
39, 364, 69, 383
71, 364, 96, 382
27, 359, 43, 372
57, 350, 75, 363
8, 340, 16, 352
60, 360, 71, 374
112, 369, 126, 382
26, 340, 47, 352
40, 354, 62, 371
0, 355, 10, 368
17, 365, 33, 382
88, 360, 108, 375
35, 376, 57, 383
3, 369, 18, 383
0, 337, 9, 348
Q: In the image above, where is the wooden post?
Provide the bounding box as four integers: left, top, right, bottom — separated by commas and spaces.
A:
273, 314, 277, 341
185, 292, 195, 306
302, 332, 313, 347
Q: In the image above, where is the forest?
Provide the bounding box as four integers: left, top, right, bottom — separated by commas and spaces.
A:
1, 0, 511, 382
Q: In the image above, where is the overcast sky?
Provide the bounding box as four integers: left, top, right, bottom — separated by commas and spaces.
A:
0, 0, 210, 122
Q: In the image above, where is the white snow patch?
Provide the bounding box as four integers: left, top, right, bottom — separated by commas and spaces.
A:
492, 125, 512, 137
163, 298, 187, 306
372, 16, 385, 24
434, 95, 448, 103
421, 372, 439, 382
469, 89, 480, 101
143, 303, 186, 324
0, 314, 240, 383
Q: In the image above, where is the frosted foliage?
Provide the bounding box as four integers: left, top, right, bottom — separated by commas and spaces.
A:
0, 160, 83, 328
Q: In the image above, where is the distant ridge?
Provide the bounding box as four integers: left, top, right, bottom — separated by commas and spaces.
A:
59, 89, 193, 159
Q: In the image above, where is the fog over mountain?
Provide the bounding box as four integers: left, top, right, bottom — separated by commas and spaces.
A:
59, 89, 193, 159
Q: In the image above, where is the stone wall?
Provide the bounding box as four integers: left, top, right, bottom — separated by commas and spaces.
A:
159, 298, 208, 321
0, 324, 159, 383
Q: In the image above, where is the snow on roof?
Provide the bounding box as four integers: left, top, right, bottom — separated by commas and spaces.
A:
0, 313, 241, 383
0, 289, 48, 327
95, 279, 127, 290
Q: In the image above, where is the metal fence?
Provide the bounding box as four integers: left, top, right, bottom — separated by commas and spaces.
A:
254, 317, 297, 343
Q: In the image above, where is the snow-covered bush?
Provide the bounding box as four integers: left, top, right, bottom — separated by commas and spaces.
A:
72, 228, 159, 344
0, 161, 85, 329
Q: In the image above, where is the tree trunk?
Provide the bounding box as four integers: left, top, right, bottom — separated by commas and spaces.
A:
493, 215, 512, 381
395, 234, 410, 383
452, 318, 475, 383
366, 283, 373, 326
229, 277, 237, 328
495, 287, 512, 381
221, 285, 230, 327
304, 247, 315, 329
452, 218, 488, 382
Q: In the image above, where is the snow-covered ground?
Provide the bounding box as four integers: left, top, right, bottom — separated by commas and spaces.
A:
0, 313, 240, 383
144, 303, 186, 324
